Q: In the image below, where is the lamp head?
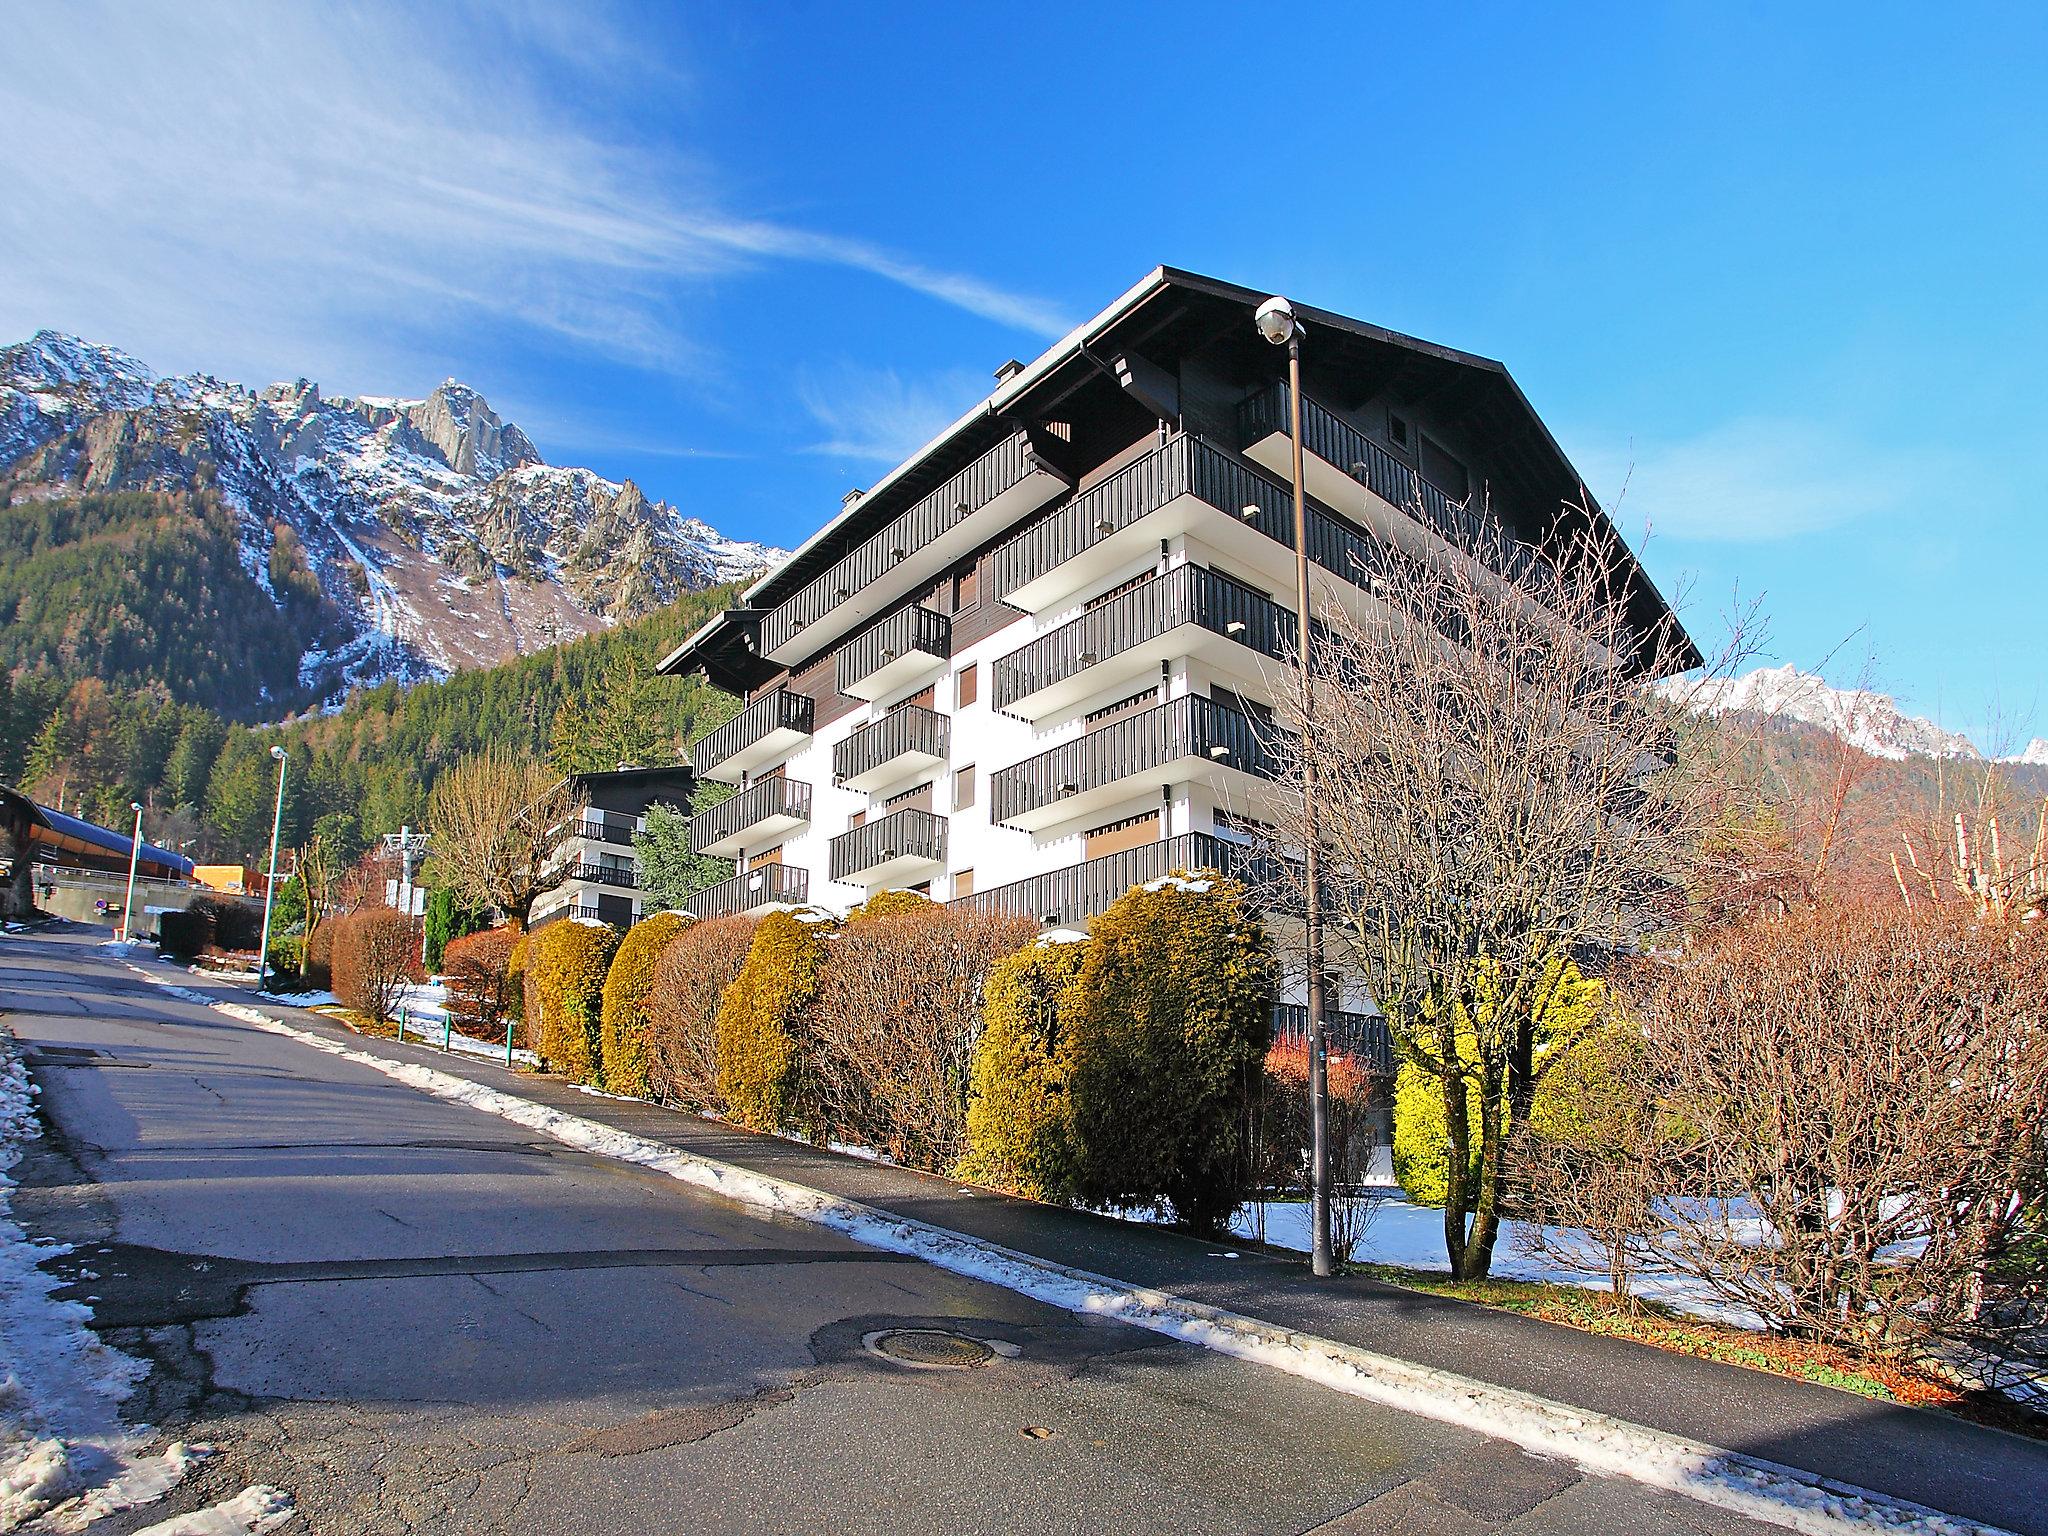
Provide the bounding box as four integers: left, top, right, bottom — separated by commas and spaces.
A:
1255, 296, 1300, 347
270, 745, 288, 761
131, 801, 142, 812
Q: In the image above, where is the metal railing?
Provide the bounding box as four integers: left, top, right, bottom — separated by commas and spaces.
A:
686, 863, 810, 919
690, 687, 815, 776
1240, 381, 1558, 602
758, 431, 1044, 657
687, 777, 813, 854
990, 694, 1293, 825
834, 604, 951, 696
828, 807, 948, 881
832, 705, 950, 785
992, 564, 1295, 711
561, 862, 639, 889
1272, 1003, 1394, 1074
531, 901, 607, 928
572, 811, 640, 848
954, 831, 1295, 925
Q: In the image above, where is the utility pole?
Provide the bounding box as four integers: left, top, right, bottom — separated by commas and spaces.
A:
118, 801, 143, 943
255, 747, 289, 994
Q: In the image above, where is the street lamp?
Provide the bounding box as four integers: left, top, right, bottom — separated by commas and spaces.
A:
118, 802, 143, 943
254, 746, 289, 995
1257, 295, 1333, 1279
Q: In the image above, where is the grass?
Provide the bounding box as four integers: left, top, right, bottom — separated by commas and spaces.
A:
1353, 1262, 2043, 1438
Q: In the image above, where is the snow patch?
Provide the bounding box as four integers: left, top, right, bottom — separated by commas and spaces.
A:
130, 1484, 295, 1536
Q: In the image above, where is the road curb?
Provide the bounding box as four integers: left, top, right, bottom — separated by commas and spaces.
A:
125, 961, 2016, 1536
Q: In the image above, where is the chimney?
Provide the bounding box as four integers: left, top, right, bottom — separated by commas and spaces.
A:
842, 487, 864, 510
993, 358, 1024, 386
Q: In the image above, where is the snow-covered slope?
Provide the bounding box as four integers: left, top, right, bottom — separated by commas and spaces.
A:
1669, 664, 1982, 761
0, 330, 785, 697
2002, 739, 2048, 767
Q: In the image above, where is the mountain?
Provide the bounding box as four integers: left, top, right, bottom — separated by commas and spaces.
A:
2004, 739, 2048, 767
1670, 665, 1983, 762
0, 330, 785, 705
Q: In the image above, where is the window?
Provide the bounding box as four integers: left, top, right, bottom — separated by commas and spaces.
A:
1085, 686, 1158, 732
956, 662, 978, 709
954, 764, 976, 810
1420, 434, 1470, 503
954, 868, 975, 898
1387, 410, 1411, 451
892, 684, 936, 713
1208, 686, 1272, 724
1085, 810, 1160, 859
849, 810, 866, 830
954, 565, 979, 611
885, 781, 934, 812
1086, 571, 1151, 611
749, 846, 782, 870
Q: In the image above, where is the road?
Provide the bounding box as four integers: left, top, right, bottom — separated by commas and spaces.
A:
2, 928, 1780, 1535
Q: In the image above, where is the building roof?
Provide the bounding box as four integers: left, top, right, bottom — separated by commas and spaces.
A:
661, 265, 1700, 689
1, 786, 196, 878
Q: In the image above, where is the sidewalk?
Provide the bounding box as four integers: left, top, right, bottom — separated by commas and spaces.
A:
155, 957, 2048, 1536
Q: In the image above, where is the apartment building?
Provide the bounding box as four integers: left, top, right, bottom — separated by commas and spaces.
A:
657, 268, 1693, 1020
527, 765, 695, 931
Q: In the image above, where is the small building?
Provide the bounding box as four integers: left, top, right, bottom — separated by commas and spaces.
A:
1, 785, 196, 923
528, 765, 696, 932
193, 863, 269, 896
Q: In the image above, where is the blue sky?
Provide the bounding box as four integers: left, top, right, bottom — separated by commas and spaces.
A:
4, 2, 2043, 749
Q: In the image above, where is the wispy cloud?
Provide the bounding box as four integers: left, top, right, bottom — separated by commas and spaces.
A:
797, 365, 992, 466
1572, 417, 1953, 543
0, 3, 1068, 390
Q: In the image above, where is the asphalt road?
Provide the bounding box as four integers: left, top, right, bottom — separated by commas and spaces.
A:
3, 928, 1782, 1535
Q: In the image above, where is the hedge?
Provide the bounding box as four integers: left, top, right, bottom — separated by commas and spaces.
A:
529, 920, 619, 1081
845, 889, 933, 923
646, 914, 757, 1110
159, 896, 264, 960
444, 926, 521, 1039
958, 938, 1089, 1199
1067, 873, 1275, 1232
304, 920, 336, 991
599, 912, 690, 1098
716, 910, 832, 1133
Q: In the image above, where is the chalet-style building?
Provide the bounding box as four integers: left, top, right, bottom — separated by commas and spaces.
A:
528, 765, 695, 931
657, 268, 1691, 1018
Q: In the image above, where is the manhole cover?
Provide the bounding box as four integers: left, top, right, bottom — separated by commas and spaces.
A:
862, 1329, 998, 1369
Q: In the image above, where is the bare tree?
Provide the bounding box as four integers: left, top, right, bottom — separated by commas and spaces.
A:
293, 832, 339, 955
425, 748, 588, 927
1269, 509, 1757, 1278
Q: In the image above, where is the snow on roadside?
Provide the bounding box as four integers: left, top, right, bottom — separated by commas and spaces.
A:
118, 962, 2023, 1536
0, 1039, 205, 1533
129, 1484, 294, 1536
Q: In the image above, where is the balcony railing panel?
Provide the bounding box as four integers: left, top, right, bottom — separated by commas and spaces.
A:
832, 705, 950, 787
828, 807, 948, 882
1271, 1003, 1394, 1074
954, 831, 1295, 926
834, 604, 951, 698
686, 863, 810, 919
687, 777, 814, 855
561, 862, 639, 889
572, 811, 640, 849
690, 687, 814, 778
992, 564, 1295, 712
990, 695, 1293, 826
759, 431, 1041, 657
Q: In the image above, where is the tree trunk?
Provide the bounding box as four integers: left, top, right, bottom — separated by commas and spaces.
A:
1440, 1057, 1473, 1276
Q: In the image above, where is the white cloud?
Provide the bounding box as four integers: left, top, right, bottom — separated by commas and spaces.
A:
1571, 417, 1951, 543
797, 365, 991, 465
0, 3, 1068, 390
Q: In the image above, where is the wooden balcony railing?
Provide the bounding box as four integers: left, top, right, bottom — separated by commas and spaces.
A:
687, 777, 813, 855
690, 688, 814, 778
828, 807, 948, 882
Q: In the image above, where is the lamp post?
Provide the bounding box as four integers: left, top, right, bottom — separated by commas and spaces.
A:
118, 801, 143, 943
255, 746, 289, 995
1256, 295, 1333, 1278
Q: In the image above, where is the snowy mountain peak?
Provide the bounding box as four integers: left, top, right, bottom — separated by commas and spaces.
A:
1668, 664, 1982, 762
1, 330, 157, 411
2004, 739, 2048, 767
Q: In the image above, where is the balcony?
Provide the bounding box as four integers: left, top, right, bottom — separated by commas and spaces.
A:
757, 431, 1070, 663
691, 687, 815, 783
1239, 381, 1557, 604
994, 436, 1304, 612
571, 810, 640, 848
953, 831, 1294, 927
832, 705, 950, 793
828, 807, 948, 886
685, 863, 810, 919
835, 604, 951, 701
990, 694, 1294, 832
991, 563, 1295, 721
1271, 1004, 1394, 1074
688, 777, 813, 859
560, 861, 639, 890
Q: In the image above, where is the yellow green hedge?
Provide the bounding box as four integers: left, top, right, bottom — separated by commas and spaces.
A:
957, 939, 1088, 1199
715, 910, 832, 1132
599, 912, 690, 1097
532, 919, 620, 1082
845, 889, 933, 923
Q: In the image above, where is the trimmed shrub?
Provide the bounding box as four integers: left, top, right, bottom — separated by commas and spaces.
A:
159, 896, 265, 960
811, 904, 1036, 1170
599, 912, 690, 1098
716, 910, 833, 1133
506, 929, 529, 1029
845, 889, 933, 923
264, 932, 306, 990
207, 897, 264, 953
444, 926, 521, 1040
1068, 873, 1276, 1233
530, 920, 619, 1081
958, 938, 1089, 1199
158, 904, 210, 961
304, 920, 335, 991
646, 914, 757, 1111
422, 886, 486, 973
1391, 958, 1602, 1205
330, 909, 421, 1022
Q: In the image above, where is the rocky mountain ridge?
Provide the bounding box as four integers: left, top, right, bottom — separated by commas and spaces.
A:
1670, 664, 2006, 763
0, 330, 784, 700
